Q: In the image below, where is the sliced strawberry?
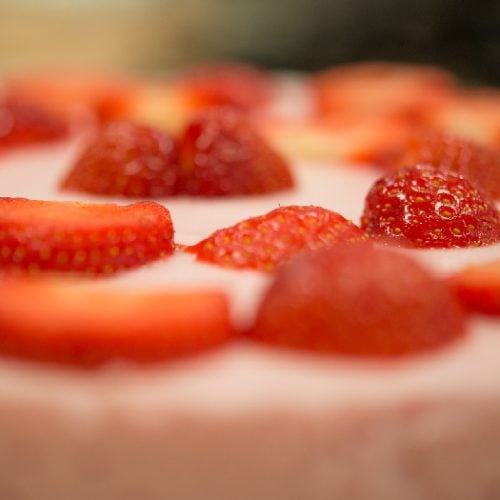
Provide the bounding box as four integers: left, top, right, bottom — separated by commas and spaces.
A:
0, 98, 69, 149
361, 165, 500, 248
177, 62, 271, 112
261, 115, 414, 165
396, 129, 500, 199
449, 260, 500, 315
187, 205, 367, 272
0, 198, 174, 275
61, 121, 181, 197
251, 244, 466, 357
0, 277, 233, 365
5, 71, 134, 122
427, 89, 500, 148
179, 108, 294, 196
96, 83, 192, 134
313, 62, 456, 121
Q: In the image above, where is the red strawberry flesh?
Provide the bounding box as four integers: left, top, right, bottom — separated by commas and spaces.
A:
0, 277, 233, 365
0, 198, 174, 275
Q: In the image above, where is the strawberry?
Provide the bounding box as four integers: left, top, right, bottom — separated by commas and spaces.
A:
96, 83, 192, 134
449, 260, 500, 315
0, 198, 174, 275
179, 108, 294, 196
187, 205, 367, 272
177, 62, 271, 112
0, 98, 69, 149
361, 165, 500, 248
61, 121, 181, 197
0, 277, 233, 365
313, 62, 456, 122
251, 243, 466, 357
397, 129, 500, 199
5, 71, 134, 122
261, 115, 413, 165
427, 89, 500, 148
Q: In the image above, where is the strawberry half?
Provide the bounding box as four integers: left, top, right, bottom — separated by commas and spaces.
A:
449, 260, 500, 315
61, 121, 181, 197
0, 98, 69, 149
177, 62, 271, 112
179, 108, 294, 196
361, 165, 500, 248
396, 129, 500, 200
313, 62, 456, 122
187, 205, 367, 272
251, 244, 466, 357
0, 277, 233, 365
0, 198, 174, 275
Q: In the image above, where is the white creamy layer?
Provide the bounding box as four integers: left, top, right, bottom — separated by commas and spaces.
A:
0, 136, 499, 500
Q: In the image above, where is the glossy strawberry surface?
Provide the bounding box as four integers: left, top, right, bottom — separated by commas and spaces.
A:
361, 165, 500, 248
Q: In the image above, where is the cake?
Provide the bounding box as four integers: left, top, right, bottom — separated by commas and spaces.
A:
0, 62, 499, 500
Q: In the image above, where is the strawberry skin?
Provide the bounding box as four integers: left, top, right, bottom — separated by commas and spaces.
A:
187, 205, 368, 272
0, 198, 174, 275
361, 165, 500, 248
179, 108, 294, 196
61, 121, 181, 197
0, 277, 233, 365
449, 260, 500, 315
398, 129, 500, 200
177, 62, 271, 112
251, 244, 466, 357
0, 98, 69, 149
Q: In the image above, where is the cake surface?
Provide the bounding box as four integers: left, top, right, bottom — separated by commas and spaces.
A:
0, 66, 499, 499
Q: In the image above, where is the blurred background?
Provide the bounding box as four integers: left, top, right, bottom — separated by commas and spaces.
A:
0, 0, 498, 84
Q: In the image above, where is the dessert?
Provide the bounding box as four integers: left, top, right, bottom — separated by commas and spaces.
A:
0, 62, 499, 500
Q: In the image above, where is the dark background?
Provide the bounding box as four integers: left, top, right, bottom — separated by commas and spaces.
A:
0, 0, 498, 85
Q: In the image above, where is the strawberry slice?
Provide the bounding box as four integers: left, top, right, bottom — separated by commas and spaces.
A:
0, 277, 233, 365
361, 165, 500, 248
313, 62, 456, 121
177, 62, 271, 112
5, 71, 134, 122
0, 98, 69, 149
179, 108, 294, 196
396, 129, 500, 199
251, 244, 466, 357
96, 83, 192, 134
0, 198, 174, 275
449, 260, 500, 315
61, 121, 181, 197
261, 115, 413, 165
187, 205, 367, 272
427, 89, 500, 148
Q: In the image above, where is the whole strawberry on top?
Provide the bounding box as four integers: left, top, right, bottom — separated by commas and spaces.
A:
361, 165, 500, 248
187, 205, 367, 272
62, 121, 180, 197
251, 243, 465, 357
179, 107, 294, 196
